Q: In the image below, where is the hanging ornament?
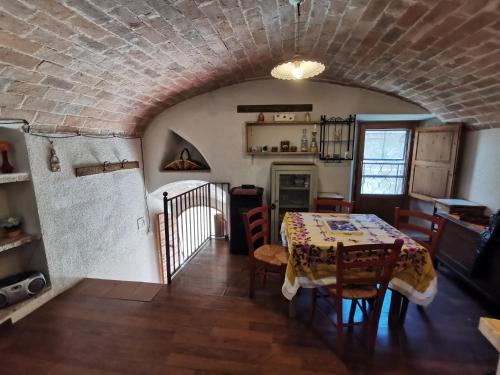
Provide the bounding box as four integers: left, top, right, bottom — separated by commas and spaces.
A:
48, 140, 61, 172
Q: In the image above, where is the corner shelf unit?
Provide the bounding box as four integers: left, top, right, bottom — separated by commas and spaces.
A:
245, 121, 320, 156
319, 115, 356, 162
0, 172, 30, 184
0, 233, 40, 254
0, 122, 51, 324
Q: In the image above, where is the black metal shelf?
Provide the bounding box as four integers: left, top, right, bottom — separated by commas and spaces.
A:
319, 114, 356, 162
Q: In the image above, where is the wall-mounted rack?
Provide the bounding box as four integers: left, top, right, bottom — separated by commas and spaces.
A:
319, 115, 356, 162
75, 160, 139, 177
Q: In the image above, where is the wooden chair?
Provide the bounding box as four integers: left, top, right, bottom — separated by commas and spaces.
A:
311, 239, 404, 354
313, 198, 355, 214
243, 206, 288, 298
394, 207, 447, 259
393, 207, 447, 324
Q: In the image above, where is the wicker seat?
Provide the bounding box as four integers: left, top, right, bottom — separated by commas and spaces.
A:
326, 284, 378, 299
254, 244, 288, 266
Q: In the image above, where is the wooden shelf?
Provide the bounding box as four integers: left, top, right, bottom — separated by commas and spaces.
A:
0, 286, 52, 324
0, 172, 30, 184
247, 152, 318, 156
0, 233, 40, 254
246, 121, 319, 126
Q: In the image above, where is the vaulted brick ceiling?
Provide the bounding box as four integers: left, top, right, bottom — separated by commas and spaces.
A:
1, 0, 499, 135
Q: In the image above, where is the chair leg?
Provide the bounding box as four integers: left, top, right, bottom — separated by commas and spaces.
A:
249, 263, 256, 299
262, 269, 267, 287
368, 296, 383, 353
400, 297, 409, 325
336, 297, 344, 356
311, 288, 317, 320
348, 299, 357, 330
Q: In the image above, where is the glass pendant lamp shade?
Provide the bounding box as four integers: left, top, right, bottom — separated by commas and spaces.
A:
271, 59, 325, 80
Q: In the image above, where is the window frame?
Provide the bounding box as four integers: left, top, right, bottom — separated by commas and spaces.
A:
360, 129, 411, 196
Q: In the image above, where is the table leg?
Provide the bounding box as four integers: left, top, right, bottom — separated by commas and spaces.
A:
389, 290, 402, 326
288, 296, 296, 318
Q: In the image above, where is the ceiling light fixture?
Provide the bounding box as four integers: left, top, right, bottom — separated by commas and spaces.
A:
271, 0, 325, 81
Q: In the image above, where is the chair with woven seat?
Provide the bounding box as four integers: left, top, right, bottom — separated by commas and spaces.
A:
311, 239, 403, 354
243, 206, 288, 298
313, 198, 355, 214
393, 207, 447, 323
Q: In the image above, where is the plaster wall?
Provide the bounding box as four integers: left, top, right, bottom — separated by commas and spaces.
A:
456, 128, 500, 214
26, 135, 159, 293
144, 80, 428, 203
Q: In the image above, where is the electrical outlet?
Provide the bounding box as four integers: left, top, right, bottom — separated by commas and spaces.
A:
137, 217, 146, 231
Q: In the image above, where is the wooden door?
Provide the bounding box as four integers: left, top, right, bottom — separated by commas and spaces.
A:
354, 123, 416, 223
409, 124, 462, 201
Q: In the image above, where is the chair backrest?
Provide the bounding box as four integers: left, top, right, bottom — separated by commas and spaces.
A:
242, 206, 269, 255
335, 239, 404, 296
394, 207, 447, 258
313, 198, 355, 214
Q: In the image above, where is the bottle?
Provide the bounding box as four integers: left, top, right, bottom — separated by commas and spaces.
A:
310, 131, 318, 153
300, 128, 308, 152
305, 112, 311, 122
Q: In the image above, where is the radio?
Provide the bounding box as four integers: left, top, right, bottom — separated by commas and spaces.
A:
0, 271, 47, 308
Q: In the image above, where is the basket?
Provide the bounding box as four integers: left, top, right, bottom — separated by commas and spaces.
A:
163, 148, 203, 170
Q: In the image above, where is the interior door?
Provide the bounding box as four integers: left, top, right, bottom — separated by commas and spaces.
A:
354, 123, 416, 223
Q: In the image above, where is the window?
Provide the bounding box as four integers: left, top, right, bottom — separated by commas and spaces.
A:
361, 129, 410, 195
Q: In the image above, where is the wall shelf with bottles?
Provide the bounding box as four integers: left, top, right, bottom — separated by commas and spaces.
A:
319, 115, 356, 162
245, 121, 320, 156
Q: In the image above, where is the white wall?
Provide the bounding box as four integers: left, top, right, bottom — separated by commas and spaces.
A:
144, 79, 428, 203
457, 128, 500, 214
26, 135, 159, 292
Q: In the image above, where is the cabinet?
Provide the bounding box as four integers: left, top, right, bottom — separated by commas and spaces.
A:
0, 124, 51, 324
230, 187, 263, 255
270, 163, 318, 243
436, 212, 500, 308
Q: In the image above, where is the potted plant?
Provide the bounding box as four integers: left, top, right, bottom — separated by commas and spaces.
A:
2, 216, 22, 239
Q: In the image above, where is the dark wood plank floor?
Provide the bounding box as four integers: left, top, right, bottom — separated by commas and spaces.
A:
0, 240, 498, 374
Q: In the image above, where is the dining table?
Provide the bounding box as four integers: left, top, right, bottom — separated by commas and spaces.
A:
280, 212, 438, 322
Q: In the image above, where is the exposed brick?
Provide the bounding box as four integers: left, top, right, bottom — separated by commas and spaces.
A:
65, 0, 111, 24
0, 31, 42, 54
41, 76, 74, 90
22, 96, 57, 112
0, 47, 41, 69
0, 11, 33, 35
34, 111, 65, 126
0, 93, 24, 107
0, 0, 35, 20
0, 0, 498, 134
28, 12, 76, 38
7, 81, 48, 97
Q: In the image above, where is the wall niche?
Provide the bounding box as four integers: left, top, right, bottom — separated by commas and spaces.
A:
161, 130, 210, 172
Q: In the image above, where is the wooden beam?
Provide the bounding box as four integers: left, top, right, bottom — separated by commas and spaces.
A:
236, 104, 313, 113
75, 161, 139, 177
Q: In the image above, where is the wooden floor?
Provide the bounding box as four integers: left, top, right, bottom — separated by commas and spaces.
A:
0, 240, 498, 374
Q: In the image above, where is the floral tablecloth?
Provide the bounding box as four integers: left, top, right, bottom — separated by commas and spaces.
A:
281, 212, 437, 306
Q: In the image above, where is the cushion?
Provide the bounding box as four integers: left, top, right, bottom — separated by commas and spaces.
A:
326, 284, 378, 299
254, 244, 288, 266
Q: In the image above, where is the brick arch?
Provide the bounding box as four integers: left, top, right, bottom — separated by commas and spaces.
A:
0, 0, 499, 134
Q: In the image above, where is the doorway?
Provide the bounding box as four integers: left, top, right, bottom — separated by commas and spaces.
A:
354, 123, 416, 223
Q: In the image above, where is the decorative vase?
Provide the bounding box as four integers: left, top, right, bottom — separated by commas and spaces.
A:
257, 112, 265, 122
305, 112, 311, 122
6, 228, 22, 239
1, 150, 13, 173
